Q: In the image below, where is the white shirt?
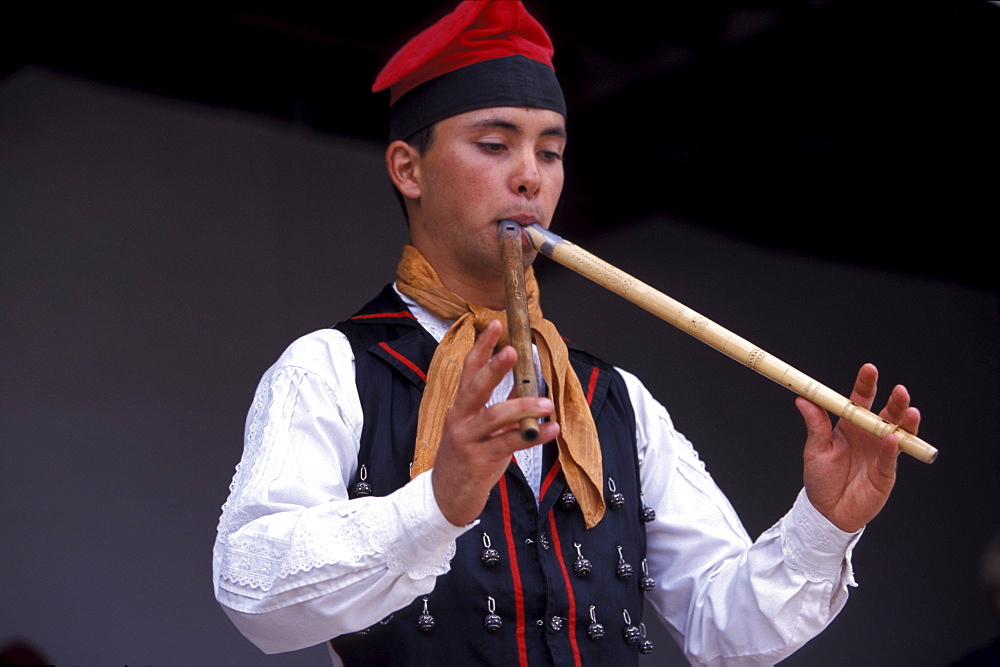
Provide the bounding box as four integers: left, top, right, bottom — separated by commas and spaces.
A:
213, 285, 860, 665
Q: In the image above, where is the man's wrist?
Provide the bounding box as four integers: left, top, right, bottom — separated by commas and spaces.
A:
412, 469, 477, 541
782, 488, 863, 580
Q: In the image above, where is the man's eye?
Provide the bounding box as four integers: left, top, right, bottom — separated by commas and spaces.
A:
540, 151, 563, 161
478, 142, 506, 152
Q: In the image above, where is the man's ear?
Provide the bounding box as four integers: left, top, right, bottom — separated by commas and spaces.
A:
385, 140, 422, 200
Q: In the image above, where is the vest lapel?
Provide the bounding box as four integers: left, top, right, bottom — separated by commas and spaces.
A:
368, 329, 434, 389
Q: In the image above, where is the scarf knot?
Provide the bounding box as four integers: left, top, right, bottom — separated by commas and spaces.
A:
396, 244, 605, 528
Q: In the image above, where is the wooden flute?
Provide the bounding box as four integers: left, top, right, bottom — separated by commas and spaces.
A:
523, 223, 938, 464
498, 221, 541, 441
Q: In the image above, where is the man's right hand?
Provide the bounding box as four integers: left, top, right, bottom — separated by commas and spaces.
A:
431, 320, 560, 527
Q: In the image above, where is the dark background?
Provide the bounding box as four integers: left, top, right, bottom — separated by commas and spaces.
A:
2, 2, 997, 664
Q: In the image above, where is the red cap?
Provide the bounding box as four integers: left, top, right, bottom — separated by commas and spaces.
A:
373, 1, 565, 140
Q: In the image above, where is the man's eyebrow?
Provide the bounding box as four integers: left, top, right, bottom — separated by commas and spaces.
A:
469, 118, 519, 132
467, 118, 567, 139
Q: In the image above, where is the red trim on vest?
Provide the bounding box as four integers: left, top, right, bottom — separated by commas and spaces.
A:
539, 459, 561, 502
499, 476, 528, 667
351, 311, 417, 320
547, 513, 583, 667
377, 342, 427, 381
585, 366, 600, 405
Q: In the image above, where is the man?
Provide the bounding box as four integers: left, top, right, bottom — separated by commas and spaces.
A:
213, 2, 921, 664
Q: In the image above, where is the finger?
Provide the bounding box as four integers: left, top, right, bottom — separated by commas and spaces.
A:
462, 320, 503, 376
465, 396, 555, 446
485, 395, 554, 429
453, 322, 512, 411
899, 406, 921, 436
488, 419, 561, 451
849, 363, 879, 411
467, 344, 517, 405
880, 384, 910, 424
878, 432, 902, 473
796, 396, 833, 457
875, 387, 910, 472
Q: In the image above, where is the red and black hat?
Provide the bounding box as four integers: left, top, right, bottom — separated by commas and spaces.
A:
372, 0, 566, 141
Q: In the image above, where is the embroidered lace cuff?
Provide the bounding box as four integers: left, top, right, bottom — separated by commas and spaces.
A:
219, 472, 471, 595
781, 488, 862, 583
361, 470, 471, 578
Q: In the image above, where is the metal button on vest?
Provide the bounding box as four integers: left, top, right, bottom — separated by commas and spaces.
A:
539, 532, 550, 550
549, 616, 565, 631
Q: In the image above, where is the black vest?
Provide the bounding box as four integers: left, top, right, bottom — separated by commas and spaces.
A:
330, 285, 654, 666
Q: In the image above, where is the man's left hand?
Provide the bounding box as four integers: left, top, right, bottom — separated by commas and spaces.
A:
796, 363, 921, 533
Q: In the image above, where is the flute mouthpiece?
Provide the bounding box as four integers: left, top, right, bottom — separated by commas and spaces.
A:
498, 220, 520, 235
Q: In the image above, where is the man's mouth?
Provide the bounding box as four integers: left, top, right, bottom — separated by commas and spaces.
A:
499, 215, 539, 226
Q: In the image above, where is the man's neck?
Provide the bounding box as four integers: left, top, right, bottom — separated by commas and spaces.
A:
436, 270, 506, 311
406, 243, 506, 309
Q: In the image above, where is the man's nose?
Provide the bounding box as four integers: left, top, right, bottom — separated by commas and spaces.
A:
510, 152, 541, 196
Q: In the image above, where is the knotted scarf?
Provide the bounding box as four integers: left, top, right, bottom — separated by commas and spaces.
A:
397, 244, 605, 528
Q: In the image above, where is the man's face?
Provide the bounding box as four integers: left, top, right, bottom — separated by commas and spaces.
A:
406, 106, 566, 298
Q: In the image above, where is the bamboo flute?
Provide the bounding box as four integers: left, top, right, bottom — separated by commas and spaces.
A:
498, 221, 541, 441
524, 223, 937, 464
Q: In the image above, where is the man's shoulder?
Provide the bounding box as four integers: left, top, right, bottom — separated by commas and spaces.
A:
561, 340, 664, 418
333, 284, 427, 349
563, 338, 623, 383
270, 328, 353, 376
334, 284, 414, 326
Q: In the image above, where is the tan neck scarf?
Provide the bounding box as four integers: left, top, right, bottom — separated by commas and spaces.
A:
397, 244, 605, 529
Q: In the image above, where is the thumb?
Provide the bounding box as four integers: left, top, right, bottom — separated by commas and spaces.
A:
795, 397, 832, 457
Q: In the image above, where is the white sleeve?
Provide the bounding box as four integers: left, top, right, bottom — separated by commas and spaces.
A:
212, 329, 469, 654
618, 368, 860, 666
